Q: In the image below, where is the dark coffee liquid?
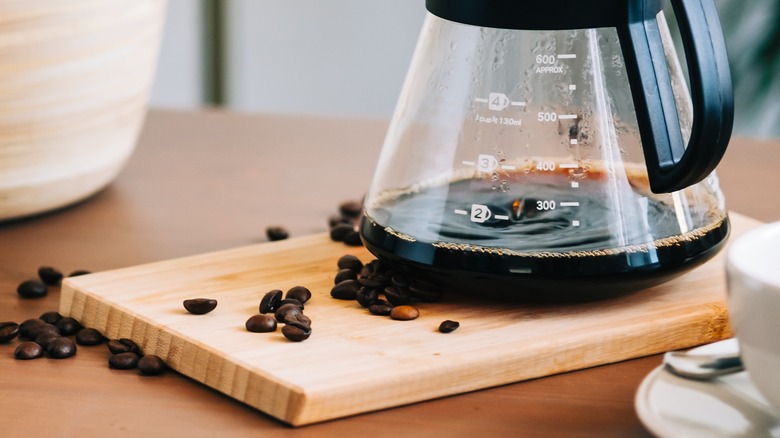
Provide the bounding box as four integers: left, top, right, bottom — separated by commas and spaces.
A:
360, 170, 729, 301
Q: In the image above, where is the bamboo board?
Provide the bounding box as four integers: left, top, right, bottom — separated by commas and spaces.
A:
59, 213, 759, 426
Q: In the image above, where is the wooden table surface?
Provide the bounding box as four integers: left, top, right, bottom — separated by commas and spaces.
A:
1, 109, 779, 437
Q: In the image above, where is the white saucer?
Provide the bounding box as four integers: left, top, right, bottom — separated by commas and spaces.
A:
636, 338, 780, 437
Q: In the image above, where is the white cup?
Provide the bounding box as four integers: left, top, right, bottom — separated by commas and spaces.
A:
726, 221, 780, 411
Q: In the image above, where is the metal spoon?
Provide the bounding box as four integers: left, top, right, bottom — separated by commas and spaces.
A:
663, 351, 745, 380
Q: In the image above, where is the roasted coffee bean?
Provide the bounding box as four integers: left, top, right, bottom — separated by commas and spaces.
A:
360, 259, 389, 277
138, 355, 166, 376
14, 342, 44, 360
357, 275, 387, 289
38, 266, 64, 286
329, 223, 355, 242
20, 319, 58, 340
107, 339, 131, 355
337, 254, 364, 272
259, 289, 283, 314
339, 200, 363, 218
76, 328, 105, 346
274, 303, 303, 324
286, 286, 312, 304
335, 268, 357, 284
107, 338, 143, 356
368, 300, 394, 316
390, 305, 420, 321
183, 298, 218, 315
409, 282, 444, 302
68, 270, 91, 277
39, 311, 63, 325
281, 324, 311, 342
34, 331, 62, 349
438, 320, 460, 333
277, 298, 304, 310
328, 215, 352, 228
0, 322, 20, 343
355, 287, 379, 308
330, 279, 360, 300
343, 231, 363, 246
17, 280, 47, 299
265, 226, 290, 241
55, 316, 83, 336
109, 352, 140, 369
47, 337, 77, 359
245, 314, 277, 333
384, 286, 411, 306
284, 313, 312, 328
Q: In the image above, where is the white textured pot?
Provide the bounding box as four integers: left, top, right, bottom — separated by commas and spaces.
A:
0, 0, 167, 221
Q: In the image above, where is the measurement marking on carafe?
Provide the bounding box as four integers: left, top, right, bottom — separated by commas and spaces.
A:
572, 220, 581, 227
474, 98, 488, 103
454, 209, 468, 215
494, 215, 510, 220
560, 202, 581, 207
571, 182, 580, 188
559, 163, 579, 169
570, 139, 578, 145
557, 54, 577, 59
510, 101, 526, 107
462, 160, 476, 166
569, 84, 577, 91
559, 114, 578, 120
501, 165, 516, 170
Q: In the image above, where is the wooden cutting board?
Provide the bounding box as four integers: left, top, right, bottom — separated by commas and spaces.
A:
59, 213, 759, 426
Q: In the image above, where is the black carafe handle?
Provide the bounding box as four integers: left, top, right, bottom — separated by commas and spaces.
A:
621, 0, 734, 193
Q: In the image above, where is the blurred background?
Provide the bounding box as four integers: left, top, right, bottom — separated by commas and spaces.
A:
149, 0, 779, 138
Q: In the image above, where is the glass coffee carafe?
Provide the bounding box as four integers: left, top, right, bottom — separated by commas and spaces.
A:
360, 0, 734, 300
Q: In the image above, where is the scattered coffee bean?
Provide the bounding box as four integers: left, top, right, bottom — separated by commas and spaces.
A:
337, 254, 363, 272
368, 300, 394, 316
355, 287, 379, 308
277, 298, 304, 310
0, 322, 20, 343
343, 231, 363, 246
281, 324, 311, 342
19, 319, 59, 340
47, 337, 77, 359
329, 223, 355, 242
137, 355, 166, 375
335, 268, 357, 284
183, 298, 218, 315
14, 342, 44, 360
339, 200, 363, 218
259, 289, 283, 314
38, 266, 64, 286
17, 280, 47, 299
68, 270, 91, 277
34, 331, 62, 349
274, 303, 303, 324
109, 352, 140, 369
76, 328, 105, 346
438, 320, 460, 333
390, 305, 420, 321
245, 314, 277, 333
284, 313, 312, 328
286, 286, 312, 304
384, 286, 411, 306
39, 311, 63, 325
331, 279, 360, 300
55, 316, 83, 336
107, 339, 131, 355
266, 226, 290, 241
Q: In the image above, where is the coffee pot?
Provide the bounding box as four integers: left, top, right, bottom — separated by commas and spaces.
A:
360, 0, 734, 300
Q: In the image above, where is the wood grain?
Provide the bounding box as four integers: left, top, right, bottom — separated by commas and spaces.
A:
60, 212, 758, 425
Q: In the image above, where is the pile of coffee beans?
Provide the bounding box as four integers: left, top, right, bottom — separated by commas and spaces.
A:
3, 266, 166, 375
328, 200, 364, 247
247, 286, 314, 342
